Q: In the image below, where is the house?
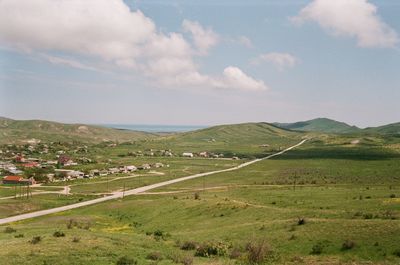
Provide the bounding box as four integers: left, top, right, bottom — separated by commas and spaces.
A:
2, 175, 23, 184
2, 176, 36, 185
182, 152, 194, 158
153, 163, 164, 168
21, 162, 39, 168
232, 156, 240, 160
126, 165, 137, 172
54, 169, 84, 180
14, 155, 25, 163
138, 164, 151, 170
89, 169, 100, 177
108, 168, 119, 174
199, 152, 208, 158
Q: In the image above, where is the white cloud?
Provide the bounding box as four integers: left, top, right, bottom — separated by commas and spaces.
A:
218, 66, 267, 91
0, 0, 264, 92
252, 52, 297, 71
182, 19, 219, 55
41, 54, 102, 72
291, 0, 399, 48
236, 36, 253, 48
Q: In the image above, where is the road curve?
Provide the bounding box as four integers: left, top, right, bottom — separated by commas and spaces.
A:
0, 139, 307, 225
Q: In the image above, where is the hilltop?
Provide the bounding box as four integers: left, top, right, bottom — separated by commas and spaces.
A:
273, 118, 361, 134
153, 122, 305, 157
0, 117, 156, 144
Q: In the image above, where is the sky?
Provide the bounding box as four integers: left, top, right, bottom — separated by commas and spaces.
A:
0, 0, 399, 128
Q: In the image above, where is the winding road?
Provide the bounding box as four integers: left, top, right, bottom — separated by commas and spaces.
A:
0, 139, 307, 225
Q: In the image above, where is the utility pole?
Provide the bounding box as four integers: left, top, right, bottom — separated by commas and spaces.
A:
122, 182, 125, 199
293, 171, 297, 192
203, 175, 205, 192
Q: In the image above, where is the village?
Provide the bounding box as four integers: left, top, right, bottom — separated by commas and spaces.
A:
0, 141, 240, 187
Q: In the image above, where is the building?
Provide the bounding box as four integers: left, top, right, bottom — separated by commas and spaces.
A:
2, 176, 36, 185
182, 152, 194, 158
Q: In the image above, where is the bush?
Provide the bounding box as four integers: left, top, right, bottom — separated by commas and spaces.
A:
146, 251, 162, 261
72, 237, 80, 243
116, 256, 137, 265
14, 234, 24, 238
390, 194, 396, 198
310, 242, 324, 255
229, 247, 242, 259
4, 227, 16, 233
181, 256, 193, 265
341, 240, 356, 250
30, 236, 42, 245
246, 239, 271, 264
297, 218, 306, 225
195, 242, 229, 257
393, 249, 400, 257
181, 241, 198, 250
53, 231, 65, 237
194, 192, 200, 200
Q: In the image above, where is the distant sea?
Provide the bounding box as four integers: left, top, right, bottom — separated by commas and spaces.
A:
100, 124, 206, 133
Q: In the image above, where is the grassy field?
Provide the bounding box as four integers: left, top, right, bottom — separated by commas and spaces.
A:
0, 141, 399, 265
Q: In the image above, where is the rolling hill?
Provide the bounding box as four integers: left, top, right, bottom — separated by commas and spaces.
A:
153, 122, 306, 157
0, 117, 156, 144
363, 122, 400, 135
273, 118, 361, 134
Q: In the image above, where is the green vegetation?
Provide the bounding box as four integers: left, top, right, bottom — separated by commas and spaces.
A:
0, 118, 399, 264
0, 117, 155, 144
273, 118, 361, 134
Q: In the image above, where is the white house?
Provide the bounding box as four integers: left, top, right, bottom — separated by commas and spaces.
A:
182, 152, 194, 158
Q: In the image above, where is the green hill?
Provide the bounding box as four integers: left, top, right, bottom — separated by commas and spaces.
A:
0, 117, 156, 144
273, 118, 360, 134
363, 122, 400, 135
155, 122, 305, 157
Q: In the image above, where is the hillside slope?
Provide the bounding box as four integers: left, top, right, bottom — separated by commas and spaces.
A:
363, 122, 400, 135
273, 118, 360, 134
0, 118, 155, 144
155, 122, 305, 157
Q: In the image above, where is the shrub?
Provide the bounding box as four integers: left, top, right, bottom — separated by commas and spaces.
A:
341, 240, 356, 250
66, 219, 76, 229
72, 237, 80, 243
4, 227, 16, 233
310, 242, 324, 255
30, 236, 42, 245
195, 242, 229, 257
390, 194, 396, 198
53, 231, 65, 237
229, 247, 242, 259
116, 256, 137, 265
297, 218, 306, 225
181, 256, 193, 265
246, 239, 271, 264
181, 241, 198, 250
393, 249, 400, 257
14, 234, 24, 238
363, 213, 373, 219
194, 192, 200, 200
146, 251, 162, 261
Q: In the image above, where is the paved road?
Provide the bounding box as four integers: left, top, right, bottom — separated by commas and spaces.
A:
0, 139, 307, 225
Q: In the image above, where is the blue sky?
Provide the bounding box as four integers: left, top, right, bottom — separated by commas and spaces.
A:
0, 0, 399, 127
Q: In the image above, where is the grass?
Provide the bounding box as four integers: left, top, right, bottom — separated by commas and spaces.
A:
0, 126, 399, 264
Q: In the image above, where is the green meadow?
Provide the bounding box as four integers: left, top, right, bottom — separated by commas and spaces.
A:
1, 137, 399, 265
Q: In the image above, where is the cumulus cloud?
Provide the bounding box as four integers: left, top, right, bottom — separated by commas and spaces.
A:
182, 19, 219, 55
291, 0, 399, 48
0, 0, 265, 91
218, 67, 267, 91
252, 52, 297, 71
